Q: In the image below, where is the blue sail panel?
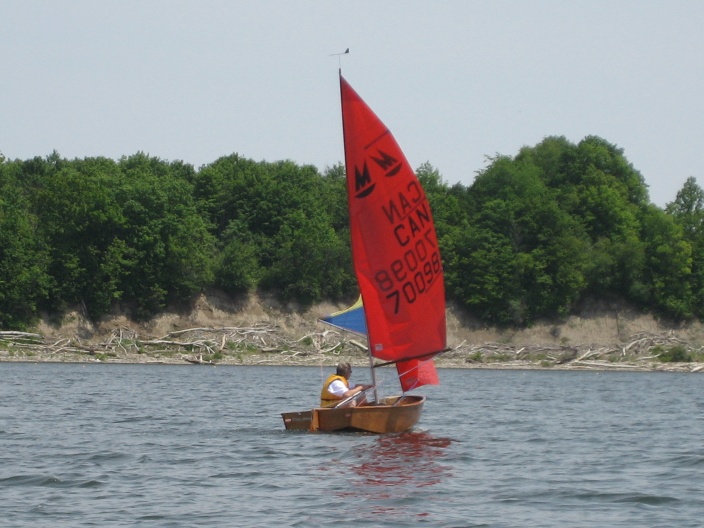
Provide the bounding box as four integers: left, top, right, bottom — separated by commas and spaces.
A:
320, 297, 368, 337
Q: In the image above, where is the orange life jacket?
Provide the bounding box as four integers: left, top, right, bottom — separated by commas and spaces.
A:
320, 374, 349, 408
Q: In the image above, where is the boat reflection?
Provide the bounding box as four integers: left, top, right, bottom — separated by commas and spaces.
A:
334, 431, 454, 519
345, 431, 453, 489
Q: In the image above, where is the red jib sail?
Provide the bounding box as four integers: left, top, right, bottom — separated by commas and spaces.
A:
340, 74, 447, 392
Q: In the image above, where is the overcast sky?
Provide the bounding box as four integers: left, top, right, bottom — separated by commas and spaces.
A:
2, 1, 702, 207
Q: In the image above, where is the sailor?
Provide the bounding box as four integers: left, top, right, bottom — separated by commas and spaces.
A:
320, 362, 370, 408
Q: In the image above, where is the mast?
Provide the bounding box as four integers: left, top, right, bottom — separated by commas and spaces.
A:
339, 69, 379, 403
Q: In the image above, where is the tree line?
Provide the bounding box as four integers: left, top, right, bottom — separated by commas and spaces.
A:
0, 135, 702, 330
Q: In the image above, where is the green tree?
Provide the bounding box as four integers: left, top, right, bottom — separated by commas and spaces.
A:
261, 210, 354, 305
0, 162, 51, 328
320, 163, 350, 233
639, 205, 692, 319
667, 177, 704, 316
456, 156, 589, 324
32, 159, 128, 318
214, 219, 260, 295
117, 153, 215, 318
193, 156, 355, 302
444, 222, 520, 324
516, 136, 652, 308
667, 177, 704, 237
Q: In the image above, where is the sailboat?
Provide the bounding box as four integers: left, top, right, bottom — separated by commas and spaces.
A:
281, 72, 447, 434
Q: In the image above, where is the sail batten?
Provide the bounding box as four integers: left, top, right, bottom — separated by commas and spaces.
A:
339, 74, 447, 392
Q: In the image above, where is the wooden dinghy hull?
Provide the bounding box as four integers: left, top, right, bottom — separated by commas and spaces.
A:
281, 395, 425, 434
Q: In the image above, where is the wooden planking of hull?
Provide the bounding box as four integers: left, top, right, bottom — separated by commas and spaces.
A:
281, 395, 425, 434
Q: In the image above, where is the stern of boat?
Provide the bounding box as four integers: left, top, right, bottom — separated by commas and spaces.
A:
281, 410, 316, 431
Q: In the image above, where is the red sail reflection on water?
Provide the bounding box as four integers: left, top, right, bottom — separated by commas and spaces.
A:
329, 432, 454, 519
352, 432, 453, 489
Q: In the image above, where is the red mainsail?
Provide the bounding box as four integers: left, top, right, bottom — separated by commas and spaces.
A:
340, 74, 447, 392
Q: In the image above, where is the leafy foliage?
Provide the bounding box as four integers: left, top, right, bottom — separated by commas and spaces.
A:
0, 136, 701, 329
666, 177, 704, 318
0, 167, 51, 328
656, 345, 692, 363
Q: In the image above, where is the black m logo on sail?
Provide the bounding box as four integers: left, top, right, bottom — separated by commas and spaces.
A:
371, 150, 402, 177
354, 162, 375, 198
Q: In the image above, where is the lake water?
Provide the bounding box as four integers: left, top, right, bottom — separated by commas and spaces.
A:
1, 363, 703, 527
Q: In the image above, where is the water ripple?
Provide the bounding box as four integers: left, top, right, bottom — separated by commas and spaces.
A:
0, 474, 107, 489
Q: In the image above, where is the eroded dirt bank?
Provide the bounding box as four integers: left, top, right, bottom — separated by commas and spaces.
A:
2, 292, 704, 372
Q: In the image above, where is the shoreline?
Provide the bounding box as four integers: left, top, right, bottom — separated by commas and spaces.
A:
1, 347, 702, 373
